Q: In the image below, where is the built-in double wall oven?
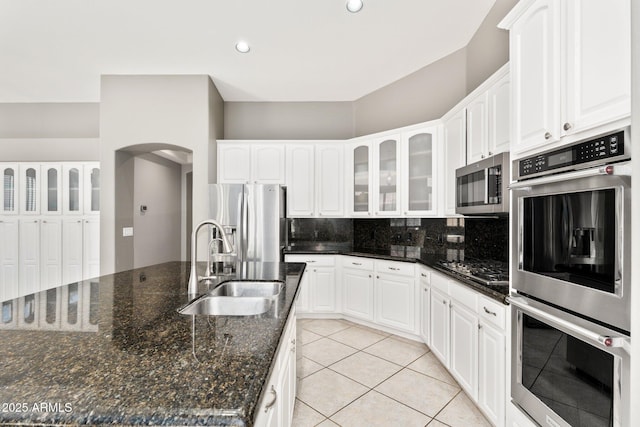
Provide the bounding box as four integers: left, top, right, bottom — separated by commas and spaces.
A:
509, 128, 631, 427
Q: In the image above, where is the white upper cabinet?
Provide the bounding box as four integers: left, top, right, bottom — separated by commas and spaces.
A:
1, 164, 18, 215
285, 144, 315, 217
443, 110, 466, 216
19, 164, 40, 215
285, 142, 343, 218
373, 135, 401, 216
401, 126, 439, 216
346, 141, 373, 217
42, 165, 62, 215
83, 164, 100, 215
218, 142, 285, 184
502, 0, 630, 157
466, 94, 489, 163
63, 164, 83, 216
488, 73, 511, 157
315, 143, 344, 217
466, 69, 511, 164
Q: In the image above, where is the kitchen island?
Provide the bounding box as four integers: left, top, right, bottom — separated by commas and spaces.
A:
0, 261, 305, 426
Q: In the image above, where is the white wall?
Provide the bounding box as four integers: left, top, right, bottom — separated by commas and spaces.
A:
133, 153, 182, 268
100, 75, 222, 275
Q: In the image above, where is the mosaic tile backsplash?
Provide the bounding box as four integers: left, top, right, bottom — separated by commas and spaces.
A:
287, 217, 508, 262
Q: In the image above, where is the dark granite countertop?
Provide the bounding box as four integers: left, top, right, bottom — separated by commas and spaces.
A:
0, 261, 305, 426
284, 246, 508, 304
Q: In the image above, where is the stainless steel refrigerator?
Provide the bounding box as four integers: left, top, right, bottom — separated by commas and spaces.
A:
209, 184, 286, 262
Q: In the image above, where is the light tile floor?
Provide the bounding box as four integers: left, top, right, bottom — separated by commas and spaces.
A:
293, 318, 492, 427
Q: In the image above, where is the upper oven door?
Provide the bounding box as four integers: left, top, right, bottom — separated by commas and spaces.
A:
510, 163, 631, 332
456, 152, 510, 215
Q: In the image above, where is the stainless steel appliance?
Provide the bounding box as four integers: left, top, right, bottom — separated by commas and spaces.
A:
510, 129, 631, 332
209, 184, 286, 262
509, 128, 631, 427
455, 152, 510, 215
509, 294, 630, 427
437, 259, 509, 287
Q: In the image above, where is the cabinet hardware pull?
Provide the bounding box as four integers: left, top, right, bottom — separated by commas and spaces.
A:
443, 300, 447, 305
563, 122, 572, 131
488, 151, 493, 155
421, 273, 427, 277
264, 385, 277, 412
306, 260, 316, 263
388, 267, 399, 271
478, 324, 482, 330
376, 275, 380, 279
352, 262, 362, 266
481, 154, 485, 159
369, 275, 372, 278
544, 132, 552, 140
34, 220, 38, 223
42, 220, 47, 223
483, 307, 497, 316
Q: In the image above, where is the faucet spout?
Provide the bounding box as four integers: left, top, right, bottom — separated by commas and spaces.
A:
188, 219, 235, 296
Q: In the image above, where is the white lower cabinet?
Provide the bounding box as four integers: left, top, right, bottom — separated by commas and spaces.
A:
254, 309, 297, 427
479, 321, 506, 426
19, 219, 40, 296
429, 286, 451, 366
0, 218, 19, 301
342, 265, 374, 322
375, 271, 416, 333
62, 218, 84, 285
40, 219, 62, 290
284, 255, 336, 315
450, 301, 479, 399
82, 218, 100, 280
418, 267, 430, 344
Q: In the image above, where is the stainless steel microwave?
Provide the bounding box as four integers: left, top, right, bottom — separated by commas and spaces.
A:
455, 152, 510, 215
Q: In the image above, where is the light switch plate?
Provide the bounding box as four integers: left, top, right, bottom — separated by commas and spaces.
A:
122, 227, 134, 237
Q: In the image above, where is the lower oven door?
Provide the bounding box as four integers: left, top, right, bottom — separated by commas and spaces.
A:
510, 294, 630, 427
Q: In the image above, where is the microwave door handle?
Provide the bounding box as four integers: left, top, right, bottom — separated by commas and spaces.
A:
508, 295, 631, 355
484, 169, 489, 204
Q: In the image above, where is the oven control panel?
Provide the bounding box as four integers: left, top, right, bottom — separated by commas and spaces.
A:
517, 130, 627, 179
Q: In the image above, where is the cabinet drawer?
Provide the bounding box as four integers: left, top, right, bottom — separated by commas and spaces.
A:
285, 254, 335, 267
417, 266, 431, 284
342, 256, 374, 271
375, 260, 415, 277
450, 280, 477, 312
478, 296, 506, 330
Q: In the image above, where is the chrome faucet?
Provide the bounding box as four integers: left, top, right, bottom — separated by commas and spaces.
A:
188, 219, 235, 296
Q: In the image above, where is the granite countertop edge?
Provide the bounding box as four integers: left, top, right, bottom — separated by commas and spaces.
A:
284, 249, 509, 305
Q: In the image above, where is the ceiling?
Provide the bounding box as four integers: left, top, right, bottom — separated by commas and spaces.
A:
0, 0, 495, 103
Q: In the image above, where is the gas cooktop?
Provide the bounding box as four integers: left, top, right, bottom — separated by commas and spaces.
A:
438, 259, 509, 287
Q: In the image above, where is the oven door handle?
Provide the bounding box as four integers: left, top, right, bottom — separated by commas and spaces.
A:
508, 295, 631, 355
509, 163, 631, 189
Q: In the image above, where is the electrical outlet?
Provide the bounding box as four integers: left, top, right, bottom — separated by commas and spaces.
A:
122, 227, 134, 237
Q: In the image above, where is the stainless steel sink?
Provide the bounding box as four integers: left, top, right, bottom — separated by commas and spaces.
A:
178, 280, 284, 316
209, 280, 283, 298
178, 295, 273, 316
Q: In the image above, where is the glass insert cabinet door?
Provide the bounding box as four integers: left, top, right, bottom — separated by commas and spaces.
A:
63, 165, 82, 215
376, 138, 399, 214
352, 144, 371, 214
406, 131, 435, 214
2, 165, 17, 214
85, 166, 100, 213
19, 164, 40, 215
42, 165, 62, 214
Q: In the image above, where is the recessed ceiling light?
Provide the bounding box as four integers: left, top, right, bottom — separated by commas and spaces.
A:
346, 0, 363, 13
235, 41, 250, 53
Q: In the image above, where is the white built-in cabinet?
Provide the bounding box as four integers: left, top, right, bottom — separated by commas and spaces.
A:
284, 254, 337, 314
0, 162, 100, 302
346, 124, 440, 217
429, 278, 451, 365
341, 256, 375, 322
254, 308, 297, 427
500, 0, 631, 158
374, 260, 416, 333
442, 110, 466, 216
284, 142, 344, 218
0, 218, 19, 302
217, 143, 286, 184
418, 267, 430, 344
466, 73, 511, 164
